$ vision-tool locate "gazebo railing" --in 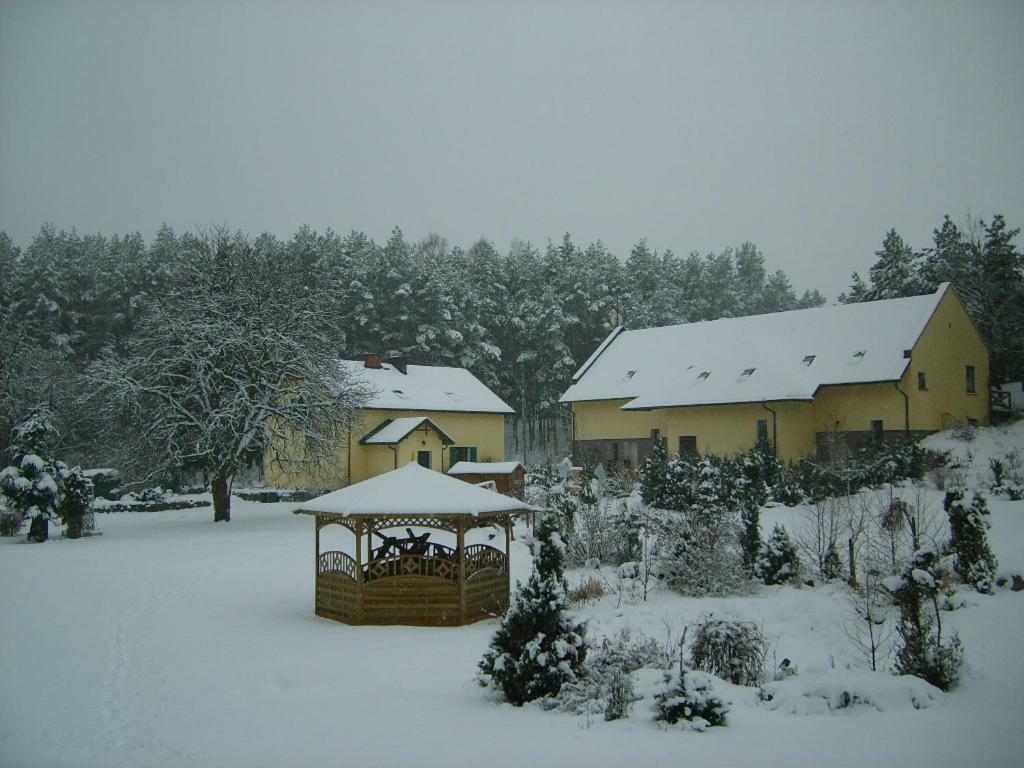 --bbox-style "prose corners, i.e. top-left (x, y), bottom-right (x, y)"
top-left (465, 544), bottom-right (507, 579)
top-left (320, 543), bottom-right (507, 584)
top-left (318, 550), bottom-right (358, 581)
